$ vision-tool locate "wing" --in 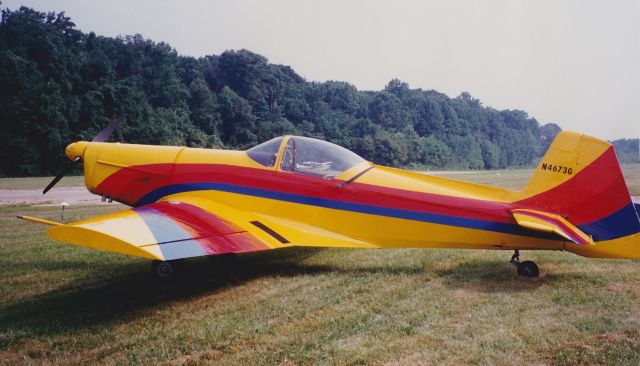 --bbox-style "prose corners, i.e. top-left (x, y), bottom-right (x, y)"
top-left (46, 193), bottom-right (375, 261)
top-left (511, 208), bottom-right (593, 245)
